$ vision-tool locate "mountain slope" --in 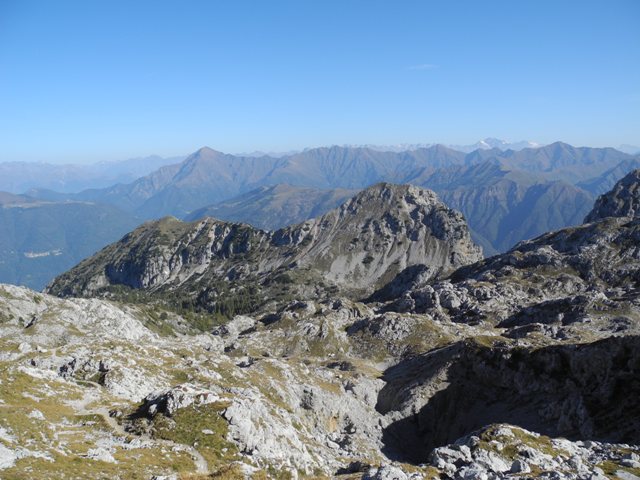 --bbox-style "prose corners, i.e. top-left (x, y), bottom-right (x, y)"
top-left (0, 191), bottom-right (36, 205)
top-left (418, 162), bottom-right (594, 253)
top-left (46, 183), bottom-right (482, 312)
top-left (578, 158), bottom-right (640, 195)
top-left (0, 199), bottom-right (140, 290)
top-left (74, 162), bottom-right (184, 212)
top-left (493, 141), bottom-right (632, 183)
top-left (184, 184), bottom-right (358, 229)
